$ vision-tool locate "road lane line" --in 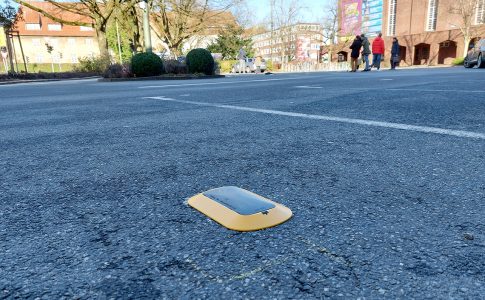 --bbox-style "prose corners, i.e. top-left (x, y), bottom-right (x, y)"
top-left (387, 88), bottom-right (485, 93)
top-left (295, 86), bottom-right (323, 89)
top-left (144, 96), bottom-right (485, 140)
top-left (138, 76), bottom-right (315, 89)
